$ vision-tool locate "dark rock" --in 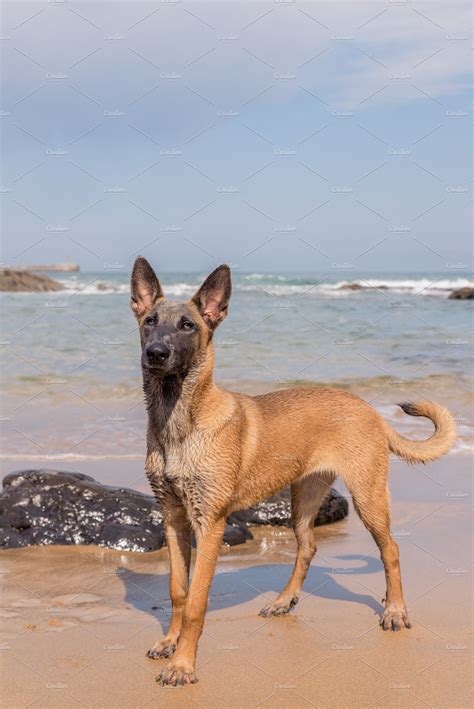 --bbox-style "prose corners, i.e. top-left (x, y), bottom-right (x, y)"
top-left (448, 287), bottom-right (474, 300)
top-left (0, 270), bottom-right (64, 292)
top-left (223, 523), bottom-right (253, 546)
top-left (338, 282), bottom-right (364, 291)
top-left (0, 470), bottom-right (164, 552)
top-left (338, 282), bottom-right (388, 291)
top-left (0, 470), bottom-right (348, 552)
top-left (229, 487), bottom-right (348, 527)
